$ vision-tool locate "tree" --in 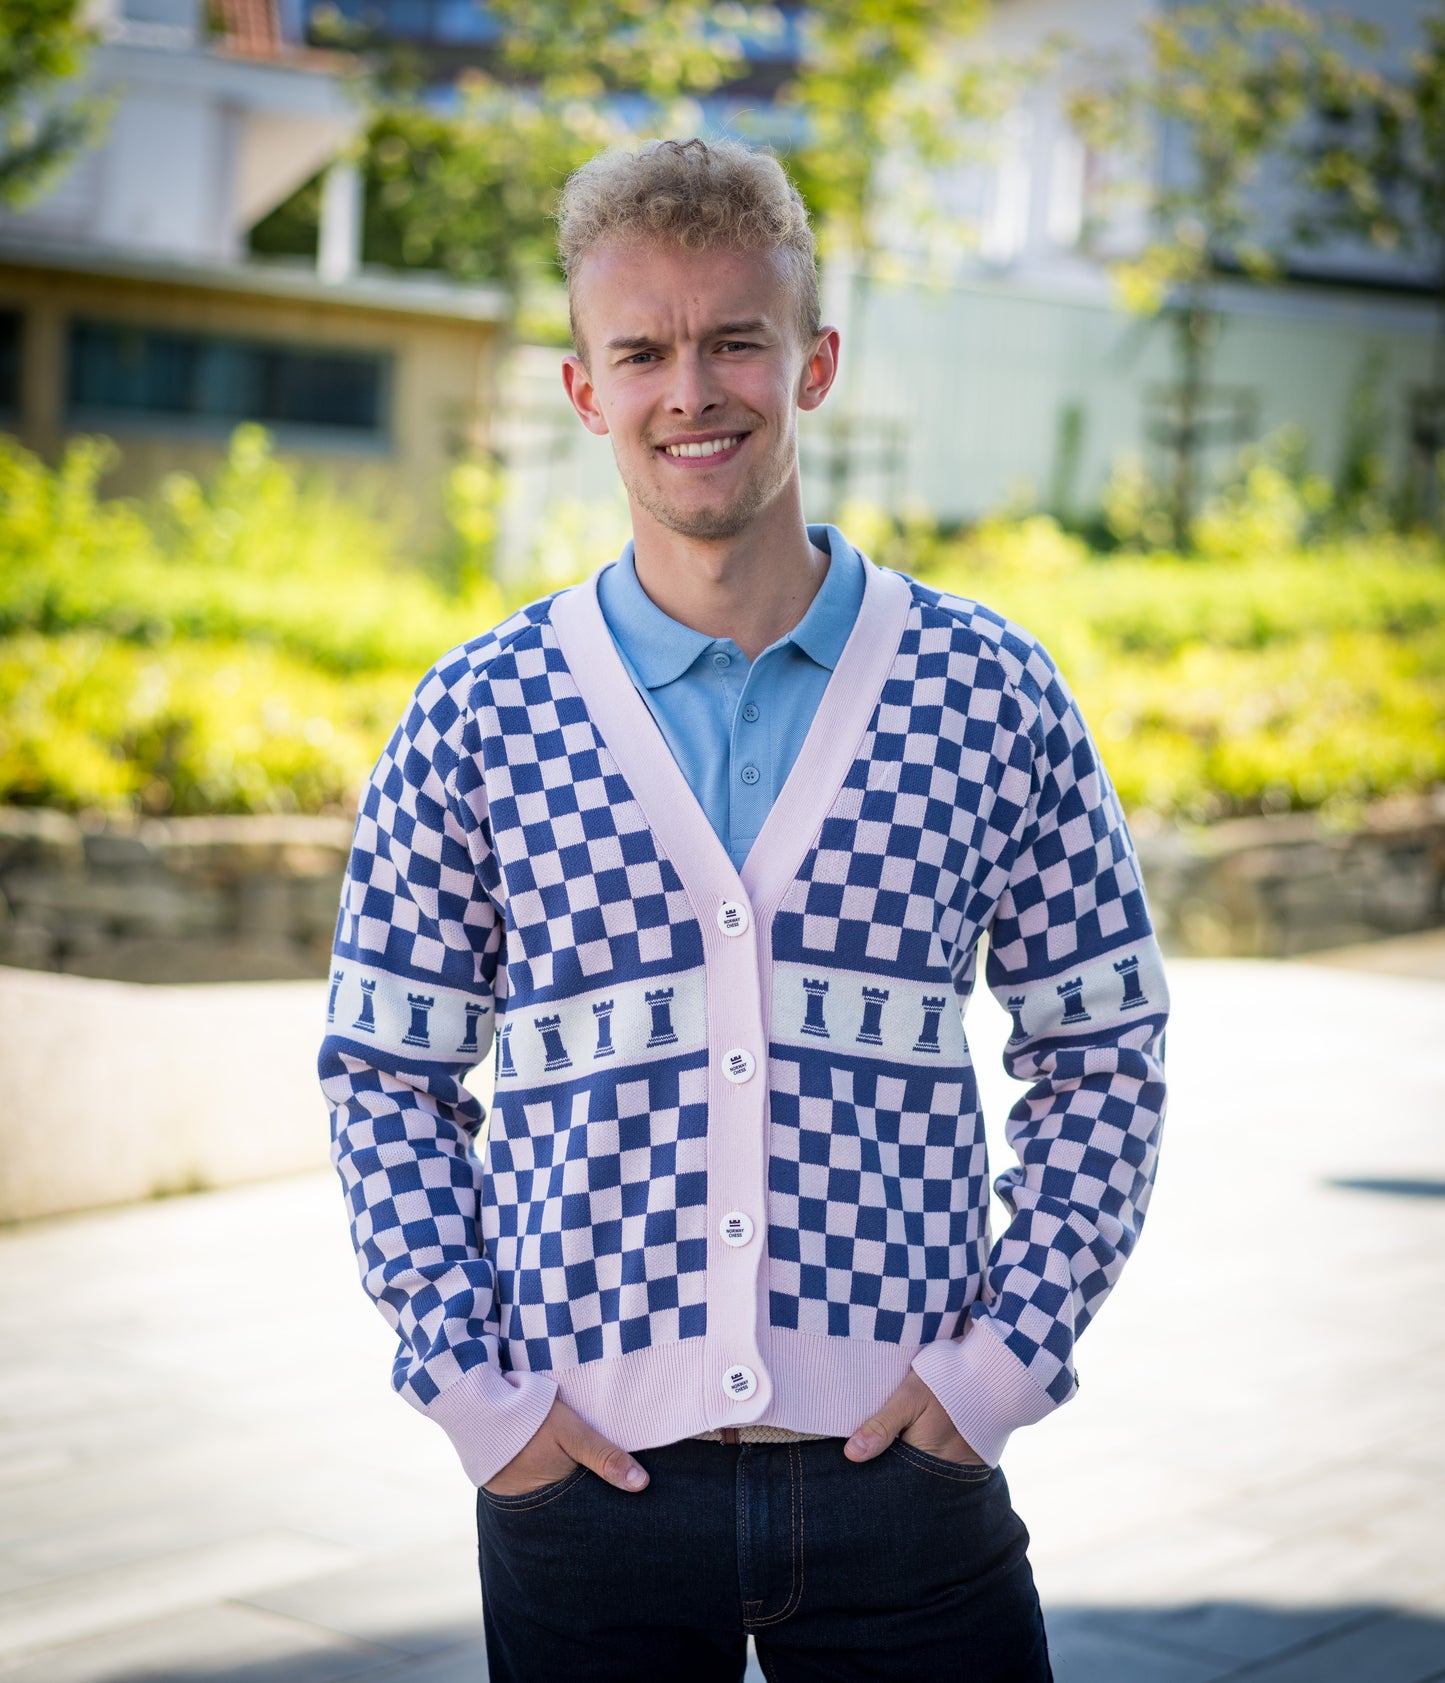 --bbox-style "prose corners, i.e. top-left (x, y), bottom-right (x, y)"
top-left (0, 0), bottom-right (101, 207)
top-left (251, 2), bottom-right (1016, 501)
top-left (1300, 7), bottom-right (1445, 527)
top-left (258, 4), bottom-right (1006, 319)
top-left (1067, 1), bottom-right (1343, 548)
